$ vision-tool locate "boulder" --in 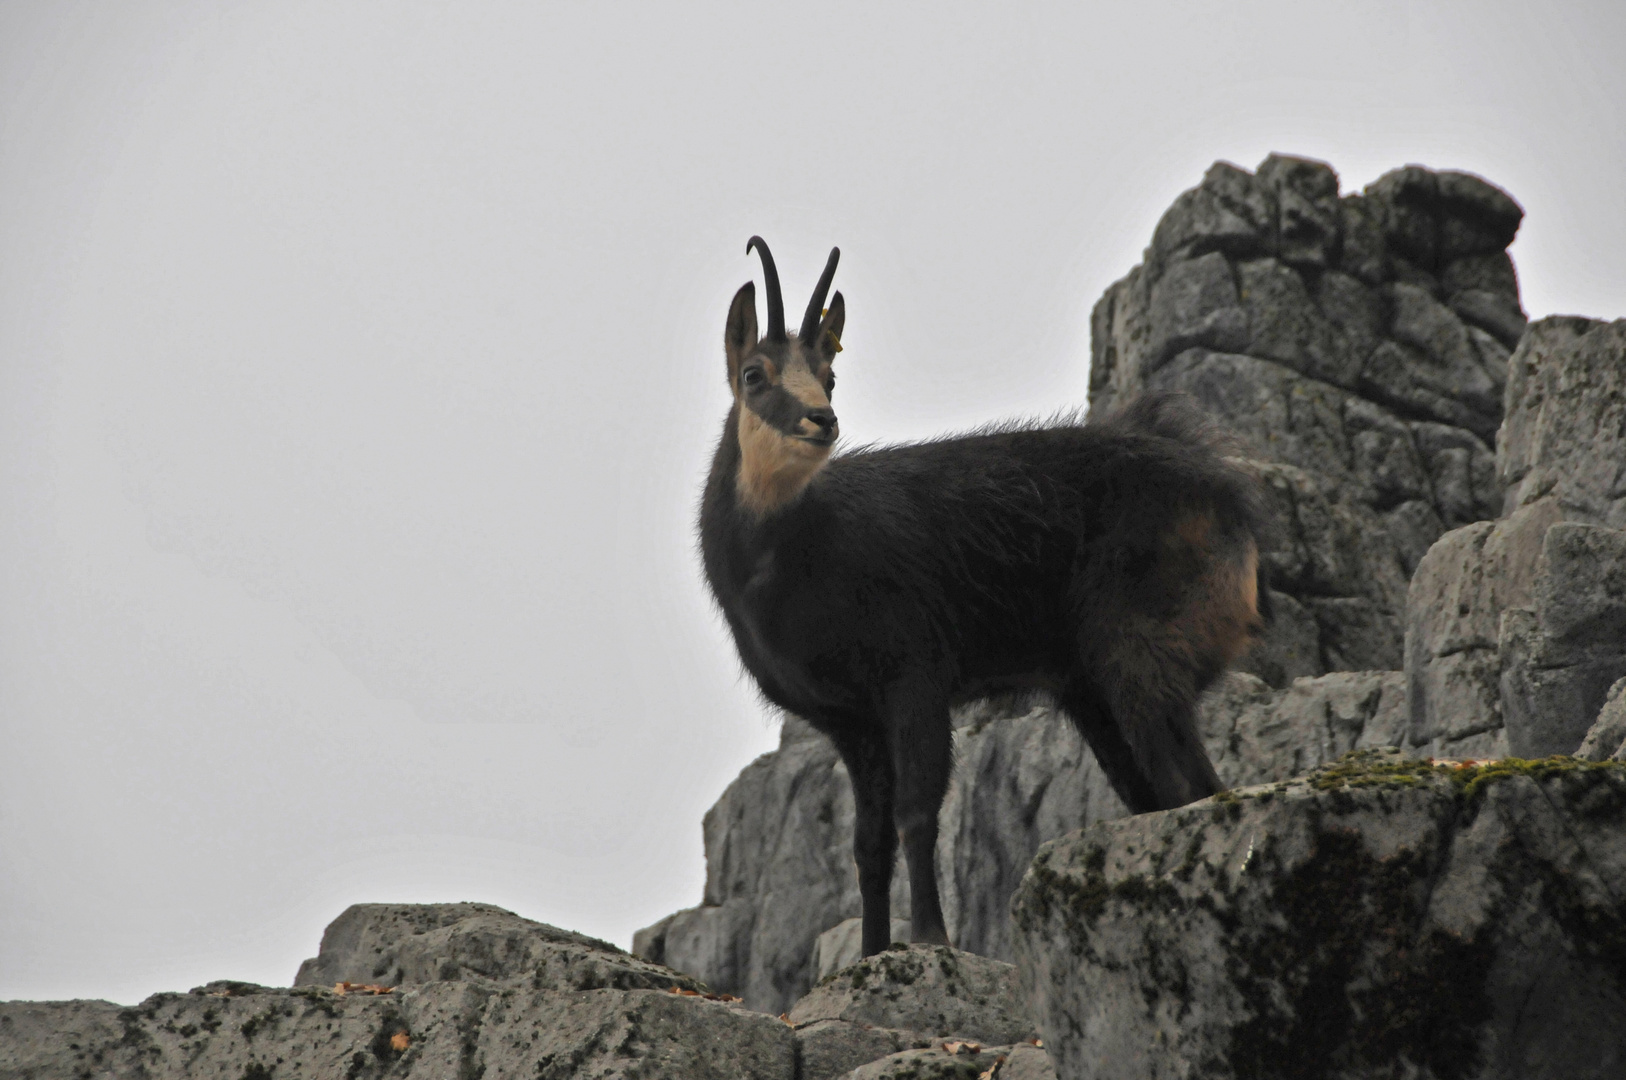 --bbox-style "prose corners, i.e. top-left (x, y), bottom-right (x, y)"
top-left (632, 715), bottom-right (910, 1014)
top-left (1012, 750), bottom-right (1626, 1080)
top-left (1500, 523), bottom-right (1626, 757)
top-left (1406, 315), bottom-right (1626, 758)
top-left (813, 918), bottom-right (913, 983)
top-left (789, 945), bottom-right (1054, 1079)
top-left (1094, 156), bottom-right (1519, 687)
top-left (1575, 678), bottom-right (1626, 761)
top-left (5, 905), bottom-right (1059, 1080)
top-left (0, 977), bottom-right (797, 1080)
top-left (789, 945), bottom-right (1037, 1047)
top-left (296, 901), bottom-right (702, 993)
top-left (1499, 317), bottom-right (1626, 528)
top-left (839, 1042), bottom-right (1026, 1079)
